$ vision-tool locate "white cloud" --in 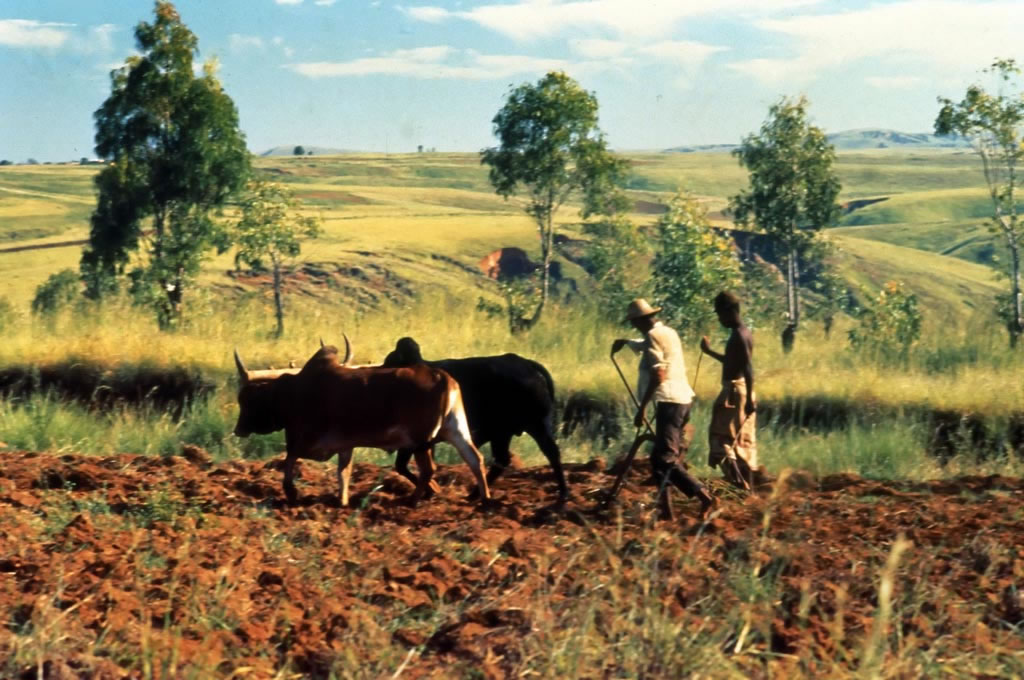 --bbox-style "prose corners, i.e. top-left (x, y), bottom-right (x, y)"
top-left (727, 57), bottom-right (815, 87)
top-left (865, 76), bottom-right (924, 90)
top-left (288, 45), bottom-right (569, 80)
top-left (569, 38), bottom-right (628, 60)
top-left (229, 34), bottom-right (265, 51)
top-left (406, 6), bottom-right (451, 22)
top-left (636, 40), bottom-right (727, 65)
top-left (731, 1), bottom-right (1024, 86)
top-left (0, 19), bottom-right (73, 48)
top-left (89, 24), bottom-right (116, 51)
top-left (403, 0), bottom-right (821, 41)
top-left (315, 0), bottom-right (337, 5)
top-left (275, 0), bottom-right (303, 4)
